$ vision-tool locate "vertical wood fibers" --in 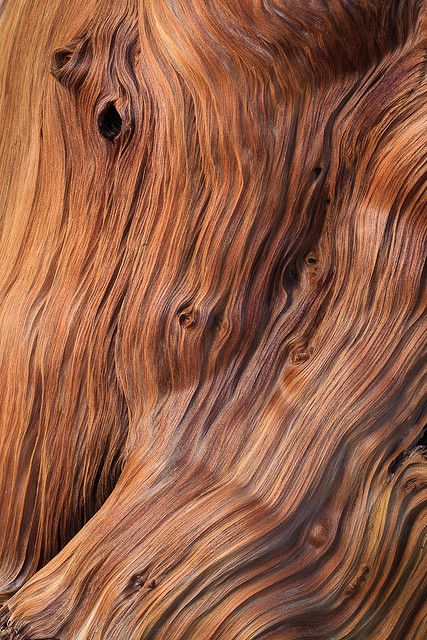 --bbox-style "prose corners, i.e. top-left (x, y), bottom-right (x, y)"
top-left (0, 1), bottom-right (426, 638)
